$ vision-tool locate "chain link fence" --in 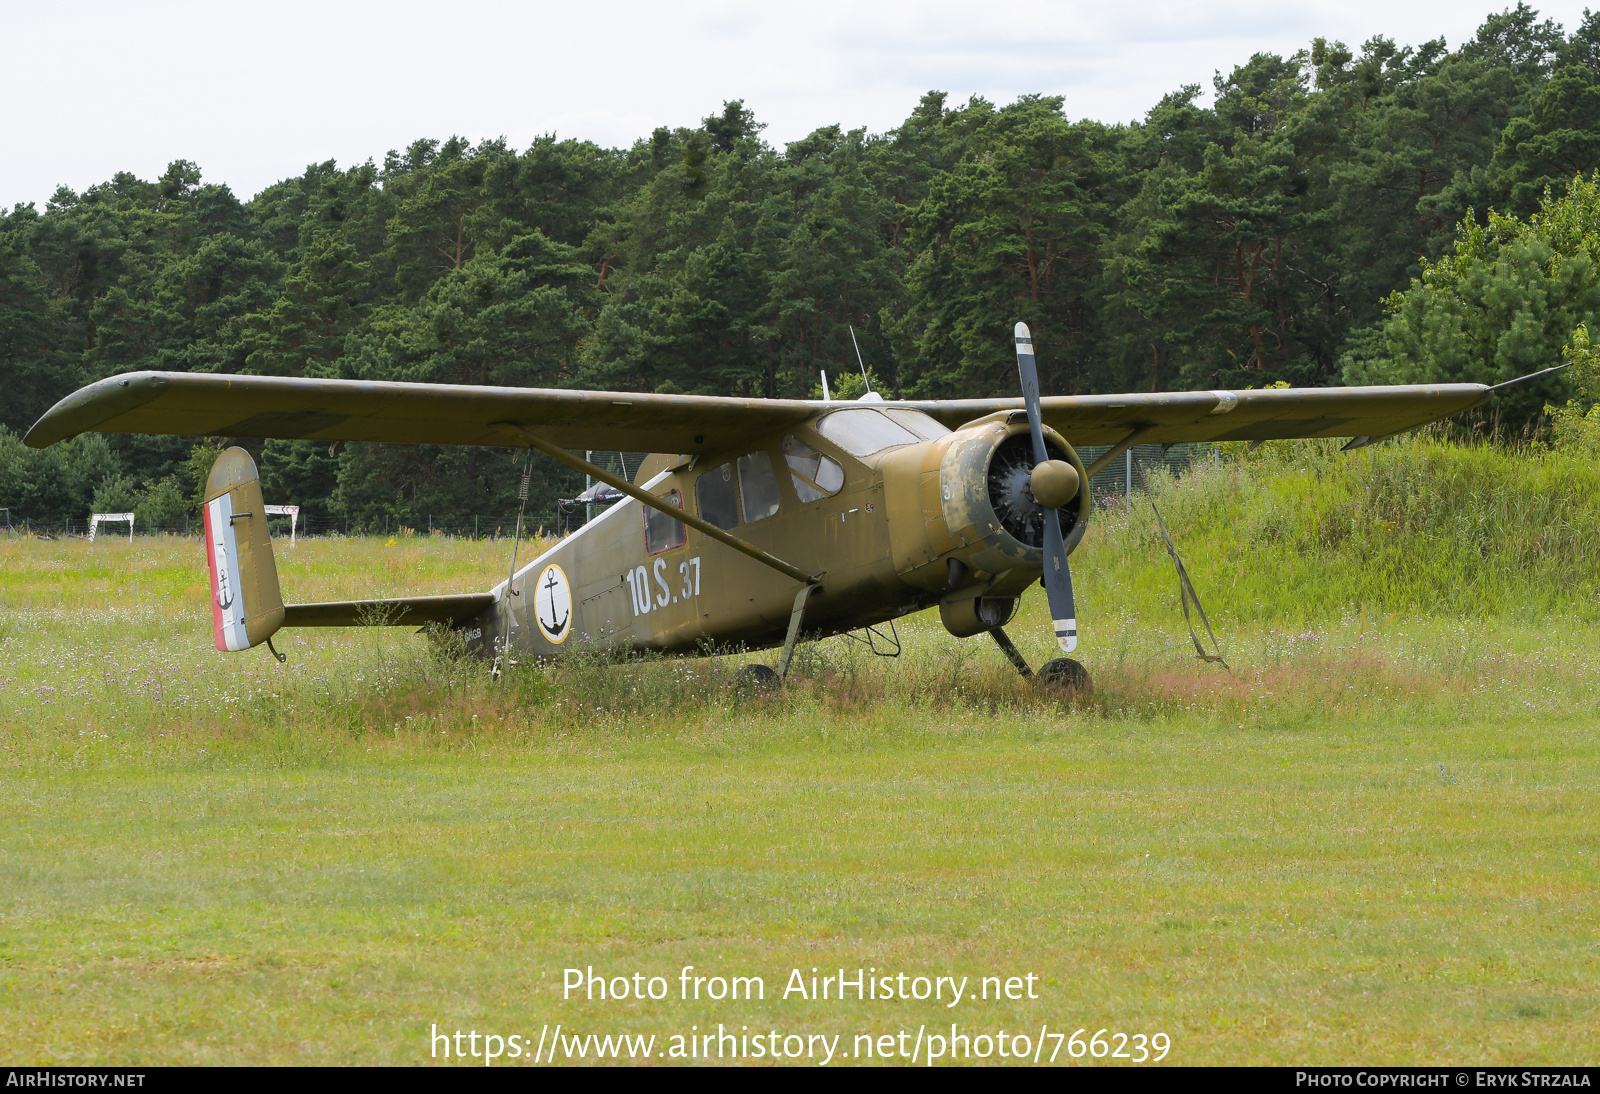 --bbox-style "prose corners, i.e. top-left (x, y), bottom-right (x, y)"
top-left (1078, 442), bottom-right (1224, 507)
top-left (0, 513), bottom-right (566, 541)
top-left (0, 451), bottom-right (652, 541)
top-left (0, 445), bottom-right (1225, 540)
